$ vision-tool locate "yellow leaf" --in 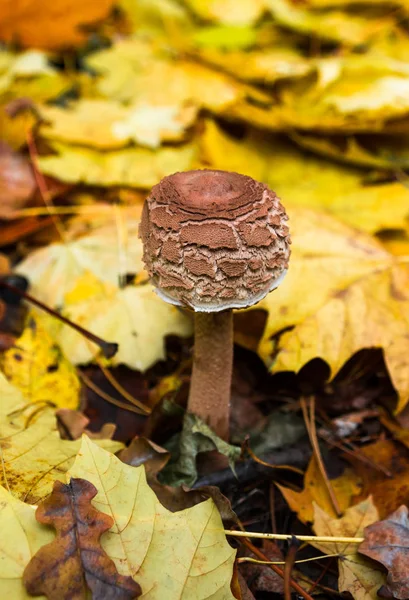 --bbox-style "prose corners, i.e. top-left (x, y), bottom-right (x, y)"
top-left (202, 121), bottom-right (409, 234)
top-left (16, 214), bottom-right (143, 308)
top-left (313, 499), bottom-right (386, 600)
top-left (37, 140), bottom-right (198, 187)
top-left (39, 99), bottom-right (197, 149)
top-left (0, 313), bottom-right (80, 410)
top-left (85, 38), bottom-right (255, 111)
top-left (16, 218), bottom-right (192, 371)
top-left (184, 0), bottom-right (265, 26)
top-left (57, 280), bottom-right (192, 371)
top-left (0, 0), bottom-right (115, 50)
top-left (265, 0), bottom-right (394, 46)
top-left (0, 485), bottom-right (54, 599)
top-left (0, 371), bottom-right (122, 503)
top-left (278, 456), bottom-right (361, 523)
top-left (68, 436), bottom-right (237, 599)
